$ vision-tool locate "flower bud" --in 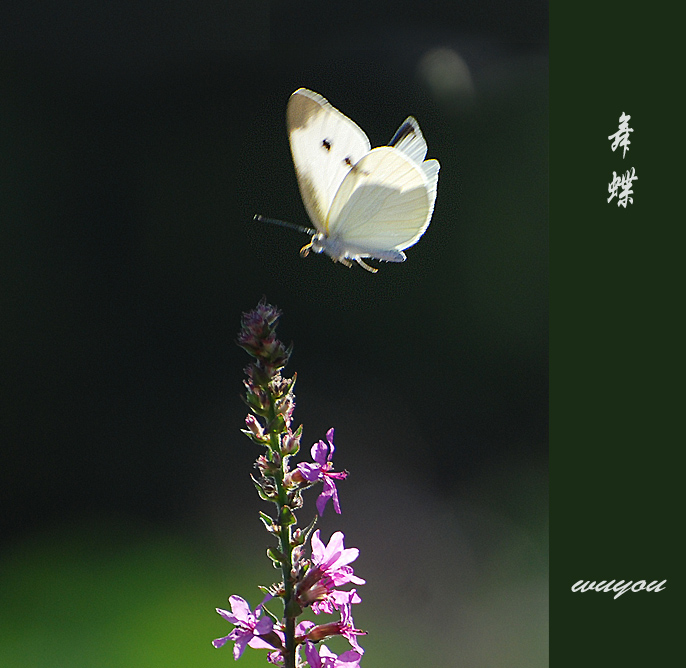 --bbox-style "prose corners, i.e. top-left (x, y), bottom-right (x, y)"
top-left (251, 474), bottom-right (278, 501)
top-left (284, 469), bottom-right (306, 487)
top-left (245, 414), bottom-right (264, 439)
top-left (306, 622), bottom-right (344, 642)
top-left (281, 427), bottom-right (301, 455)
top-left (256, 631), bottom-right (284, 652)
top-left (255, 455), bottom-right (280, 476)
top-left (275, 394), bottom-right (295, 423)
top-left (291, 545), bottom-right (303, 563)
